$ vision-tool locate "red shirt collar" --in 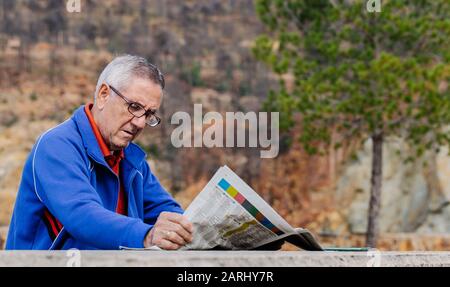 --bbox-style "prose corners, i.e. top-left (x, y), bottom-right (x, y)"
top-left (84, 104), bottom-right (124, 165)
